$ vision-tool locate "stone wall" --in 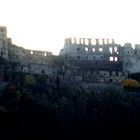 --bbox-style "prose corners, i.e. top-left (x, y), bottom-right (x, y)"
top-left (29, 63), bottom-right (57, 76)
top-left (1, 26), bottom-right (140, 79)
top-left (60, 37), bottom-right (140, 74)
top-left (123, 43), bottom-right (140, 73)
top-left (0, 26), bottom-right (10, 60)
top-left (60, 37), bottom-right (123, 62)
